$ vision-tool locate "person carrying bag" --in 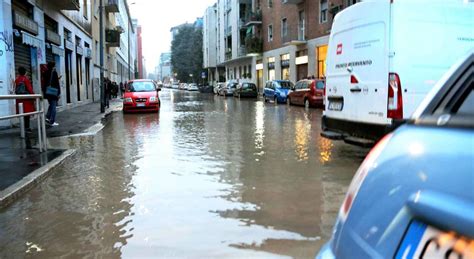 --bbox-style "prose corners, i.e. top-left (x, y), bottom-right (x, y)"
top-left (44, 62), bottom-right (61, 127)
